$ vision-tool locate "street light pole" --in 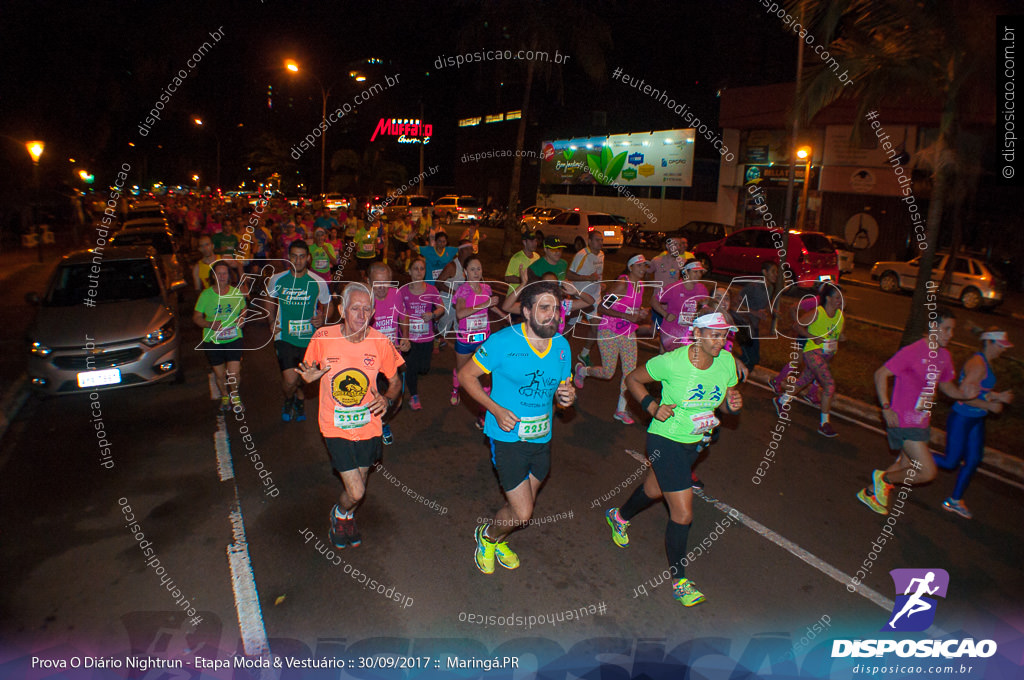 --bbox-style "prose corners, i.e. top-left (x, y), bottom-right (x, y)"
top-left (26, 141), bottom-right (45, 262)
top-left (320, 86), bottom-right (328, 196)
top-left (286, 60), bottom-right (346, 197)
top-left (782, 0), bottom-right (807, 283)
top-left (796, 147), bottom-right (812, 232)
top-left (193, 119), bottom-right (221, 191)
